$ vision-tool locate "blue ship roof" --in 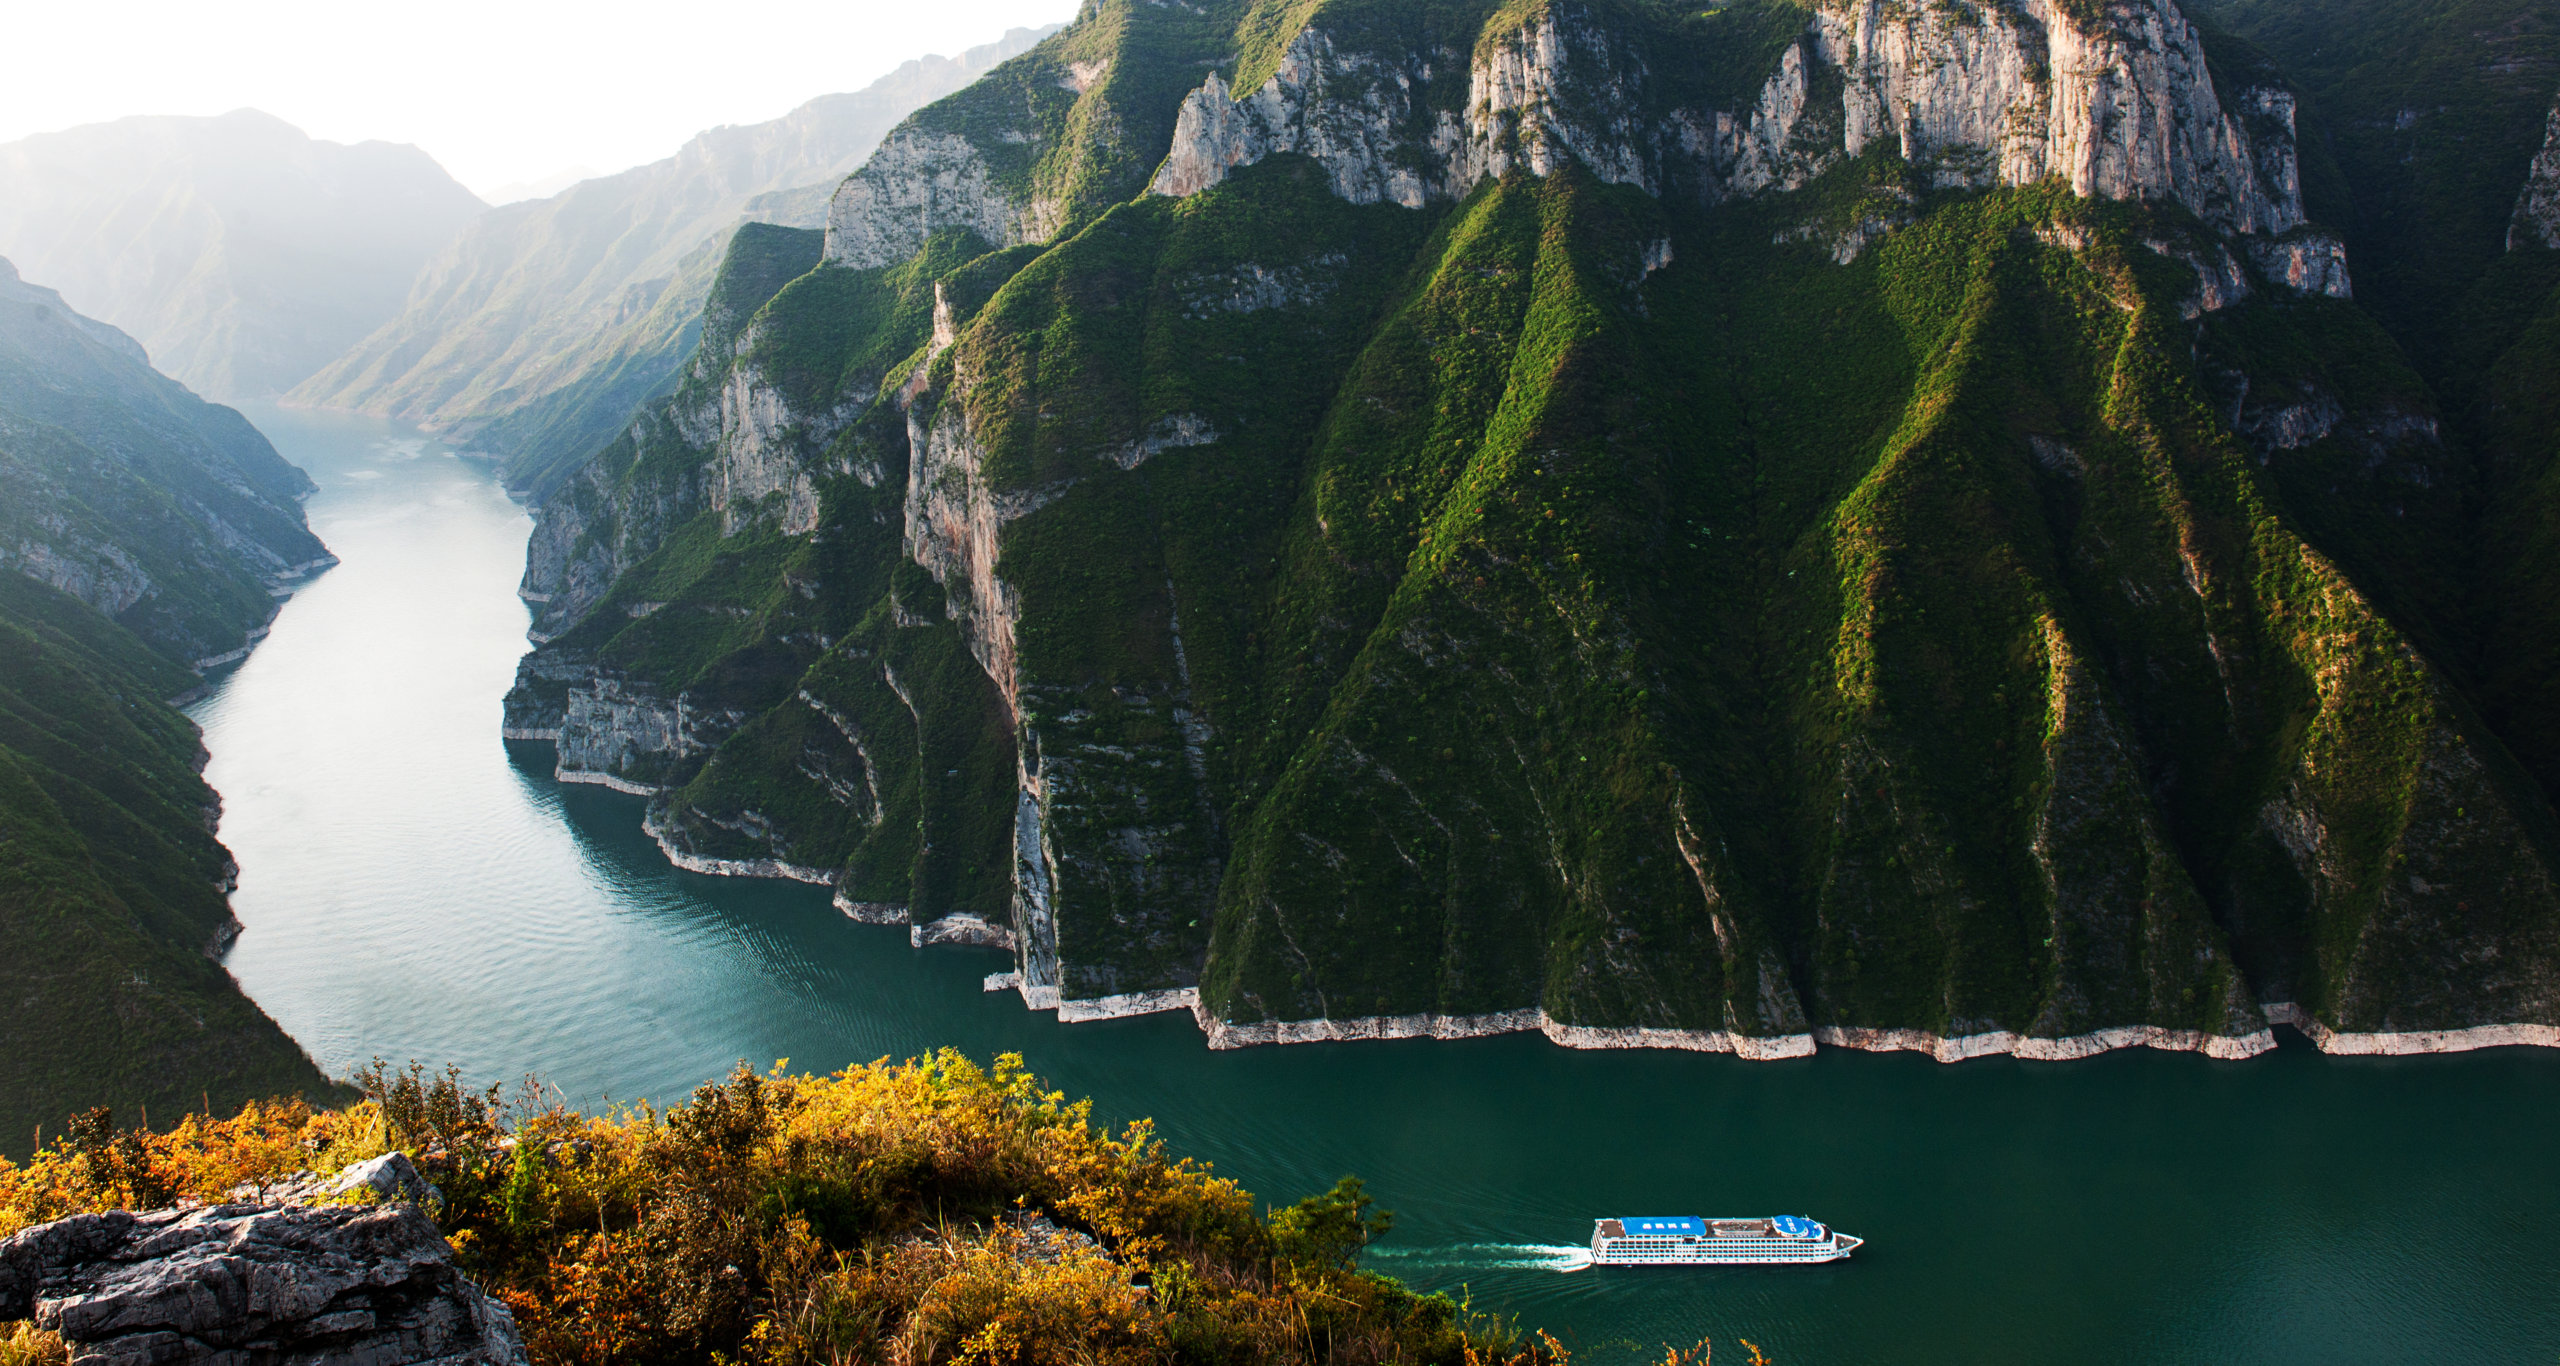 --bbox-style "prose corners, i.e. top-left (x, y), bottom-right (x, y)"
top-left (1619, 1217), bottom-right (1706, 1235)
top-left (1771, 1215), bottom-right (1824, 1239)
